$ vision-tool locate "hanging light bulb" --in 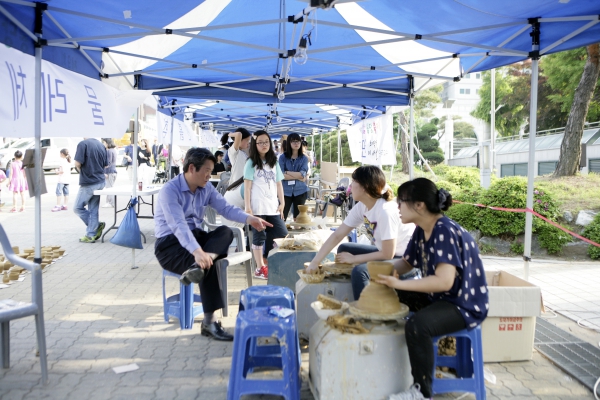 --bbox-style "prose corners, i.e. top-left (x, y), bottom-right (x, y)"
top-left (276, 111), bottom-right (282, 123)
top-left (278, 87), bottom-right (286, 101)
top-left (294, 36), bottom-right (308, 66)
